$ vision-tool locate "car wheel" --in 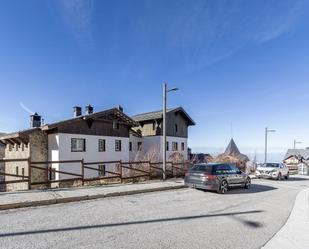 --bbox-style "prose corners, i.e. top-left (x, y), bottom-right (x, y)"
top-left (218, 180), bottom-right (228, 194)
top-left (277, 172), bottom-right (282, 181)
top-left (244, 177), bottom-right (251, 189)
top-left (285, 172), bottom-right (289, 180)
